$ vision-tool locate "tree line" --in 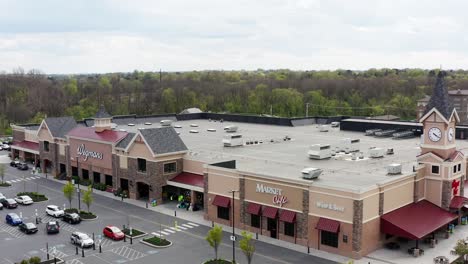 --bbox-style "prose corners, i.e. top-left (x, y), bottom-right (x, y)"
top-left (1, 68), bottom-right (467, 134)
